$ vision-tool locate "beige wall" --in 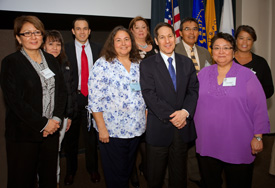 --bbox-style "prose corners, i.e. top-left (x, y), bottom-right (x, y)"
top-left (236, 0), bottom-right (275, 133)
